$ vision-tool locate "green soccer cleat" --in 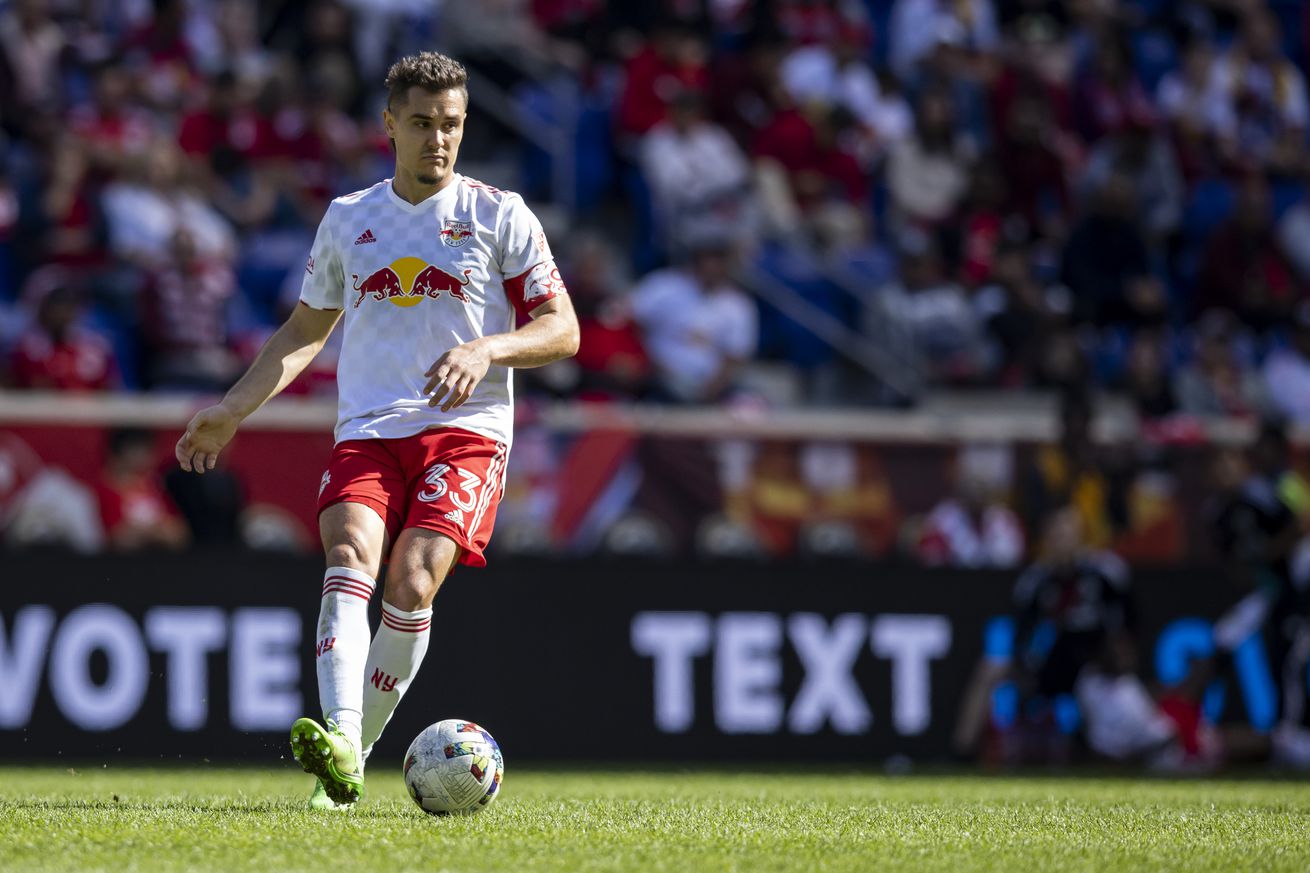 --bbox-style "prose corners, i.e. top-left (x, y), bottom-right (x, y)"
top-left (290, 717), bottom-right (364, 806)
top-left (307, 778), bottom-right (350, 811)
